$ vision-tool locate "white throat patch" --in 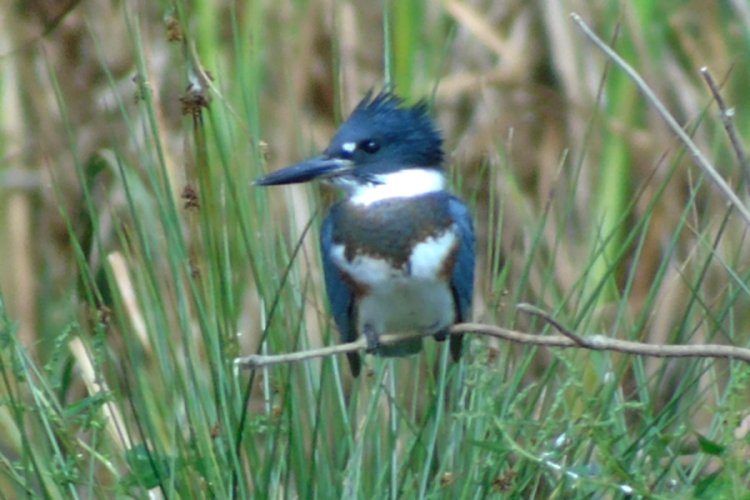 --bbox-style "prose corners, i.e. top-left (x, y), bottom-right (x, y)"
top-left (348, 168), bottom-right (445, 206)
